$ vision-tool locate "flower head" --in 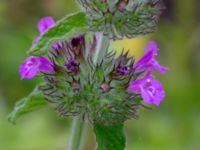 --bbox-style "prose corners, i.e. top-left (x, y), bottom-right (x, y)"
top-left (128, 72), bottom-right (165, 106)
top-left (77, 0), bottom-right (164, 39)
top-left (19, 56), bottom-right (53, 79)
top-left (133, 40), bottom-right (167, 74)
